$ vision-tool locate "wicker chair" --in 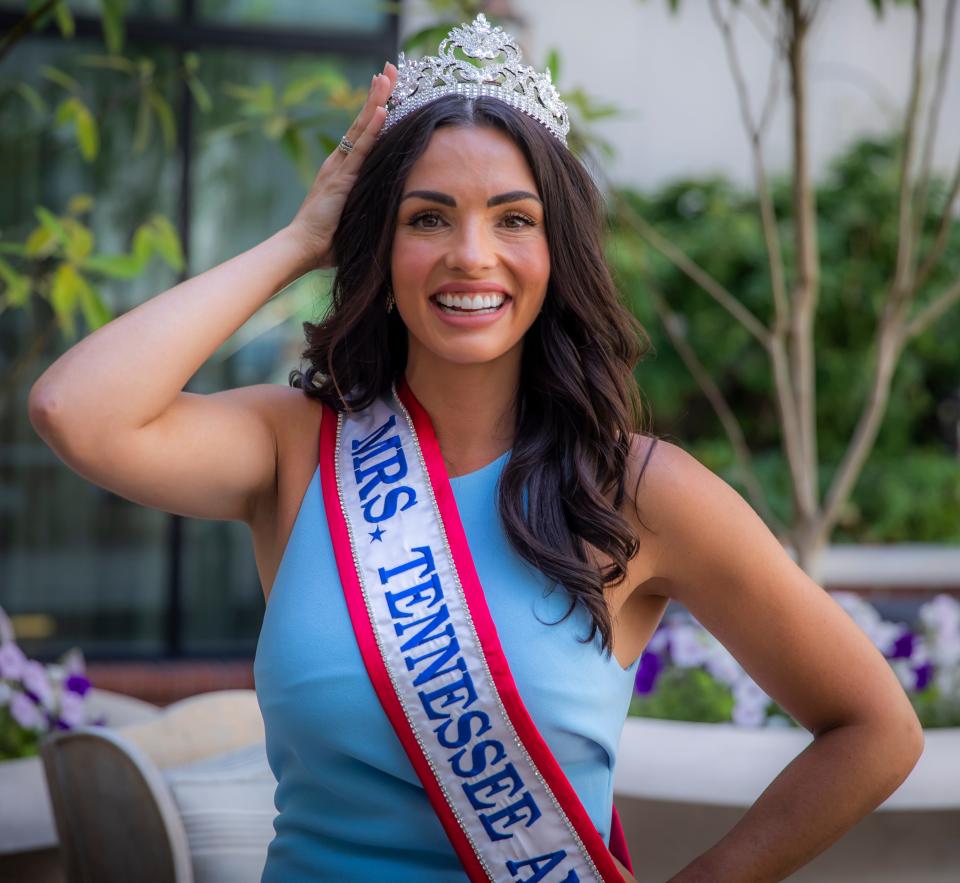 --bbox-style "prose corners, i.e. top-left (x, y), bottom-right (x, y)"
top-left (39, 689), bottom-right (273, 883)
